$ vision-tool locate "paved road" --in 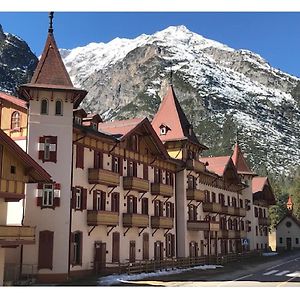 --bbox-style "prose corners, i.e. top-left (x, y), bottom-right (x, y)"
top-left (119, 252), bottom-right (300, 287)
